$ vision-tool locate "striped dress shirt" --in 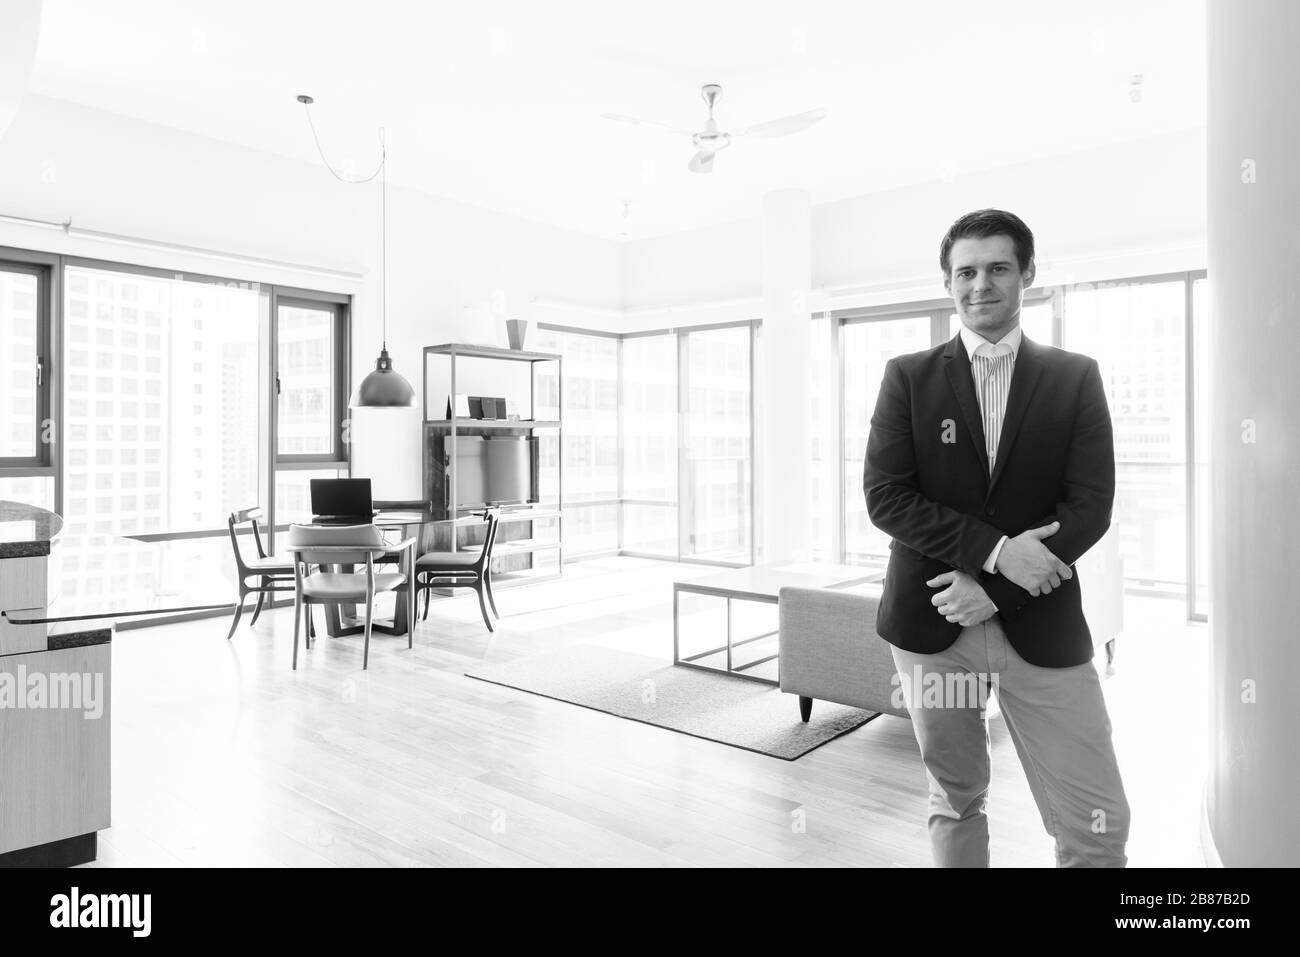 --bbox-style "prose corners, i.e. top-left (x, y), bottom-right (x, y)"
top-left (958, 322), bottom-right (1023, 575)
